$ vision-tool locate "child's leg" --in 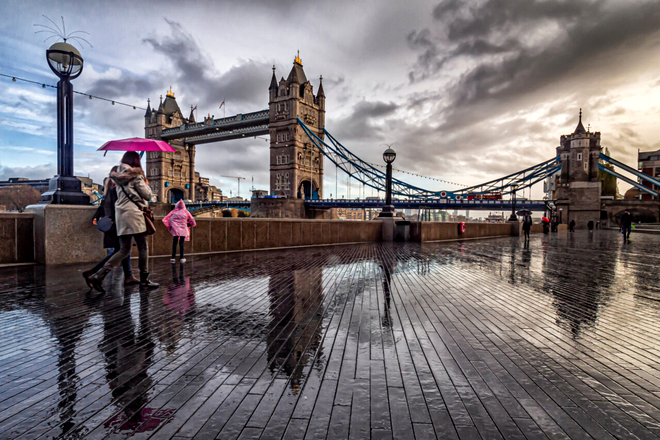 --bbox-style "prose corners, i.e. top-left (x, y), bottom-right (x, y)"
top-left (172, 236), bottom-right (178, 259)
top-left (180, 237), bottom-right (185, 259)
